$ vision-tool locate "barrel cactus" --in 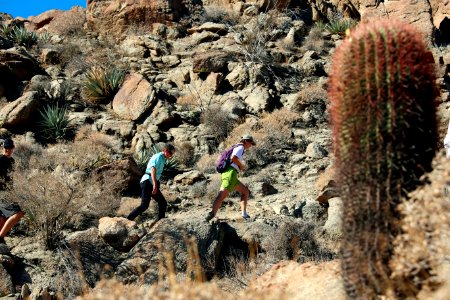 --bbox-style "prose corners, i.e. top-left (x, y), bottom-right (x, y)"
top-left (328, 19), bottom-right (439, 299)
